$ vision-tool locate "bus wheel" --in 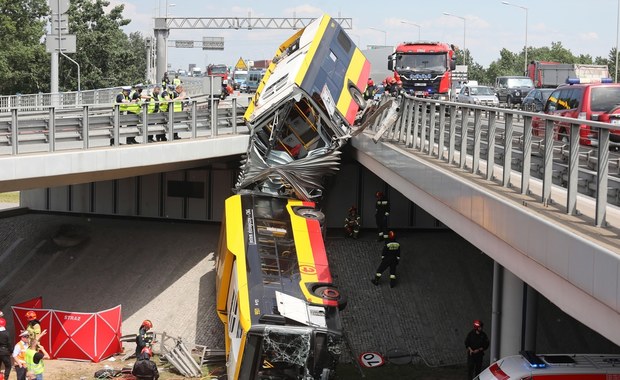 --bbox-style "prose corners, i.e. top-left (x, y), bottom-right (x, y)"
top-left (313, 286), bottom-right (348, 310)
top-left (349, 85), bottom-right (366, 110)
top-left (295, 208), bottom-right (325, 225)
